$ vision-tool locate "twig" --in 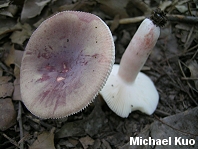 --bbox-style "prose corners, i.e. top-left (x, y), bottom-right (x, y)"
top-left (119, 16), bottom-right (146, 24)
top-left (26, 115), bottom-right (53, 129)
top-left (191, 49), bottom-right (198, 60)
top-left (185, 43), bottom-right (198, 53)
top-left (2, 133), bottom-right (20, 148)
top-left (184, 25), bottom-right (194, 50)
top-left (0, 61), bottom-right (14, 76)
top-left (159, 44), bottom-right (198, 65)
top-left (166, 14), bottom-right (198, 24)
top-left (181, 77), bottom-right (198, 80)
top-left (106, 14), bottom-right (198, 25)
top-left (154, 109), bottom-right (171, 117)
top-left (153, 59), bottom-right (198, 106)
top-left (0, 61), bottom-right (9, 72)
top-left (153, 61), bottom-right (181, 90)
top-left (17, 101), bottom-right (24, 149)
top-left (130, 0), bottom-right (152, 15)
top-left (18, 134), bottom-right (32, 146)
top-left (106, 16), bottom-right (145, 25)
